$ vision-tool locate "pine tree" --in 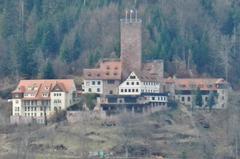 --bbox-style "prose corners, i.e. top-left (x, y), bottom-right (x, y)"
top-left (207, 91), bottom-right (216, 111)
top-left (195, 87), bottom-right (203, 107)
top-left (42, 61), bottom-right (55, 79)
top-left (16, 40), bottom-right (38, 79)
